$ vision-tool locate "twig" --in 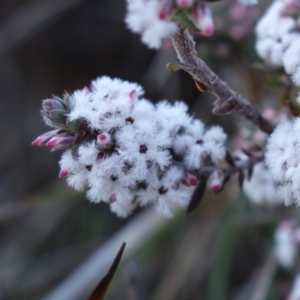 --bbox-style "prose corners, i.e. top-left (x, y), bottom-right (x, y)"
top-left (171, 26), bottom-right (275, 134)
